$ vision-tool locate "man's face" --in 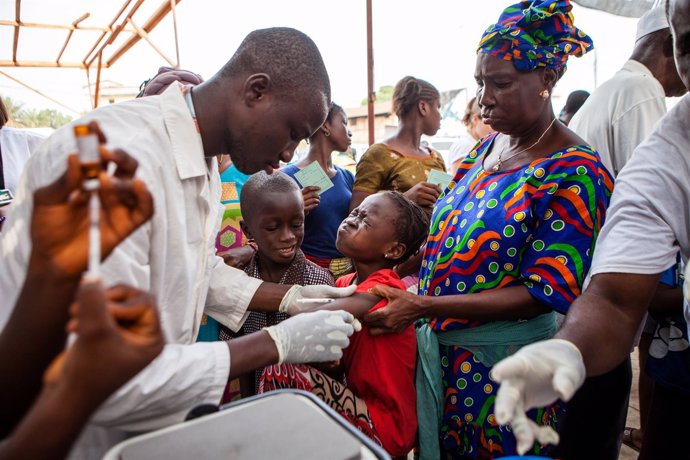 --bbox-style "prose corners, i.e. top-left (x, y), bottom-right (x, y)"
top-left (669, 0), bottom-right (690, 91)
top-left (229, 93), bottom-right (328, 174)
